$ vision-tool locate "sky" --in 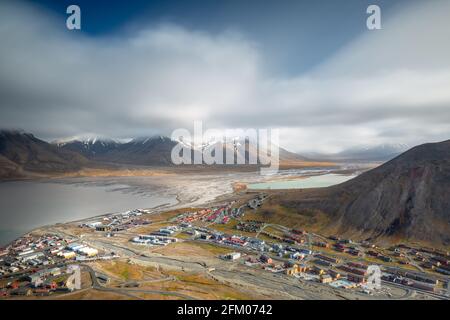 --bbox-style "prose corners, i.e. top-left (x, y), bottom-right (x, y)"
top-left (0, 0), bottom-right (449, 153)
